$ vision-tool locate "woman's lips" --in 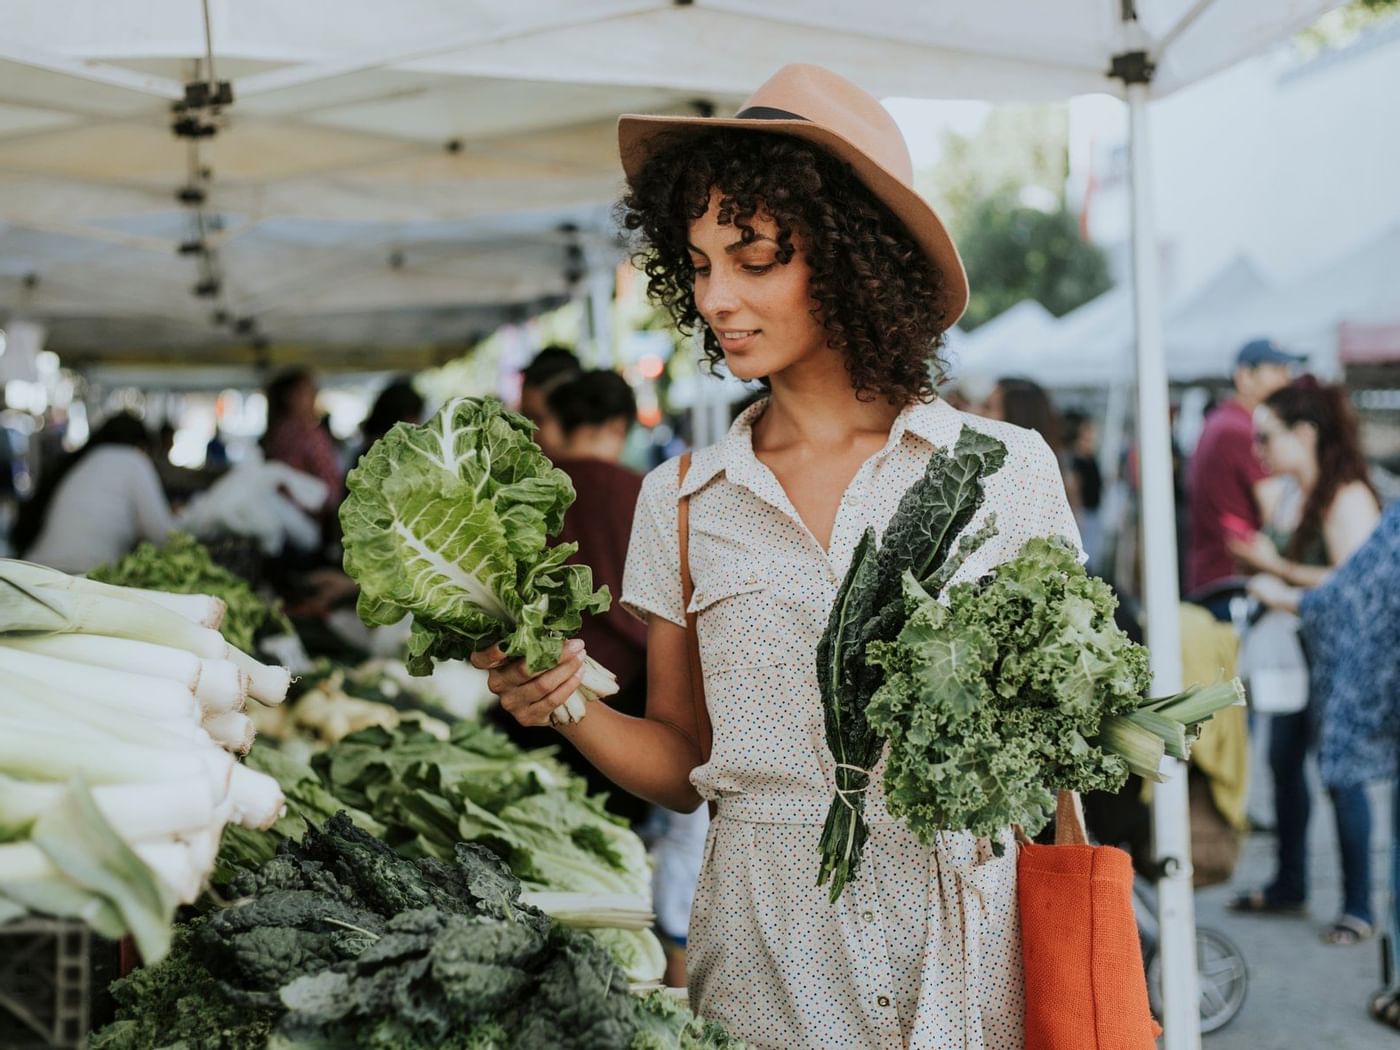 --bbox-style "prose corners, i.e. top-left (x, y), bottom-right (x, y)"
top-left (716, 328), bottom-right (760, 352)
